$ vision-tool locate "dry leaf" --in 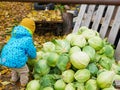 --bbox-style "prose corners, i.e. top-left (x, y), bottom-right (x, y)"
top-left (0, 81), bottom-right (11, 86)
